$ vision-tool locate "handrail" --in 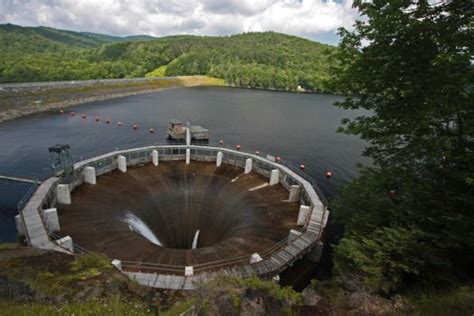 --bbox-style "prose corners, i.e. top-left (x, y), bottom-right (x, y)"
top-left (71, 140), bottom-right (328, 205)
top-left (110, 227), bottom-right (306, 274)
top-left (13, 141), bottom-right (327, 279)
